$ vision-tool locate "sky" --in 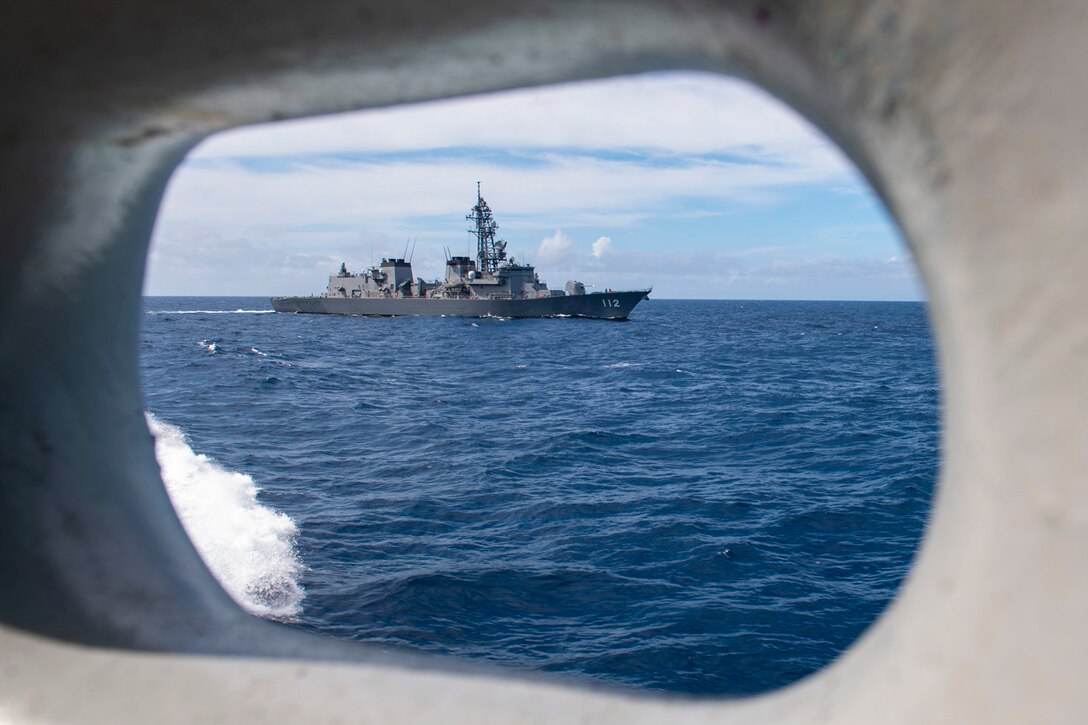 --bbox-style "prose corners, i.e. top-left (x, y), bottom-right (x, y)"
top-left (145, 72), bottom-right (922, 300)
